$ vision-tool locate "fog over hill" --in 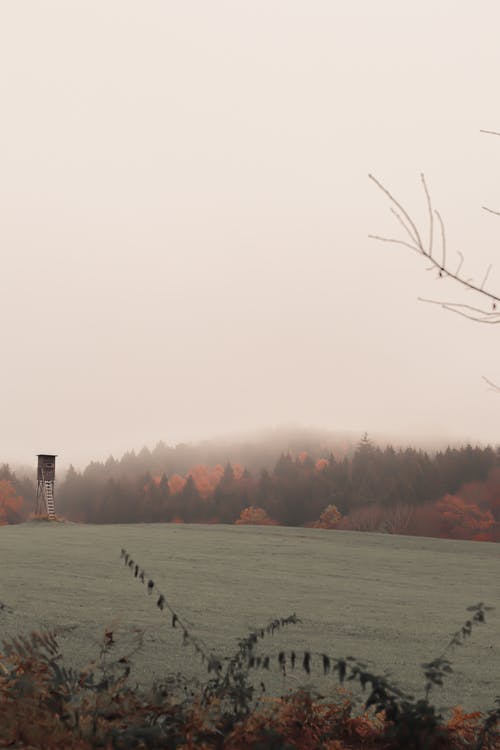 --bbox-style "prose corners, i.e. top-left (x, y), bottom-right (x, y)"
top-left (7, 425), bottom-right (488, 480)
